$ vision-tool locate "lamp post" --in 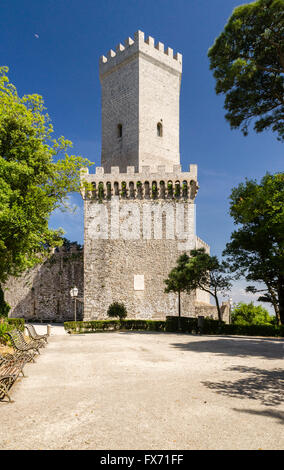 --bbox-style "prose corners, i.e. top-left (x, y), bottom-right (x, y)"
top-left (229, 297), bottom-right (233, 324)
top-left (70, 287), bottom-right (79, 322)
